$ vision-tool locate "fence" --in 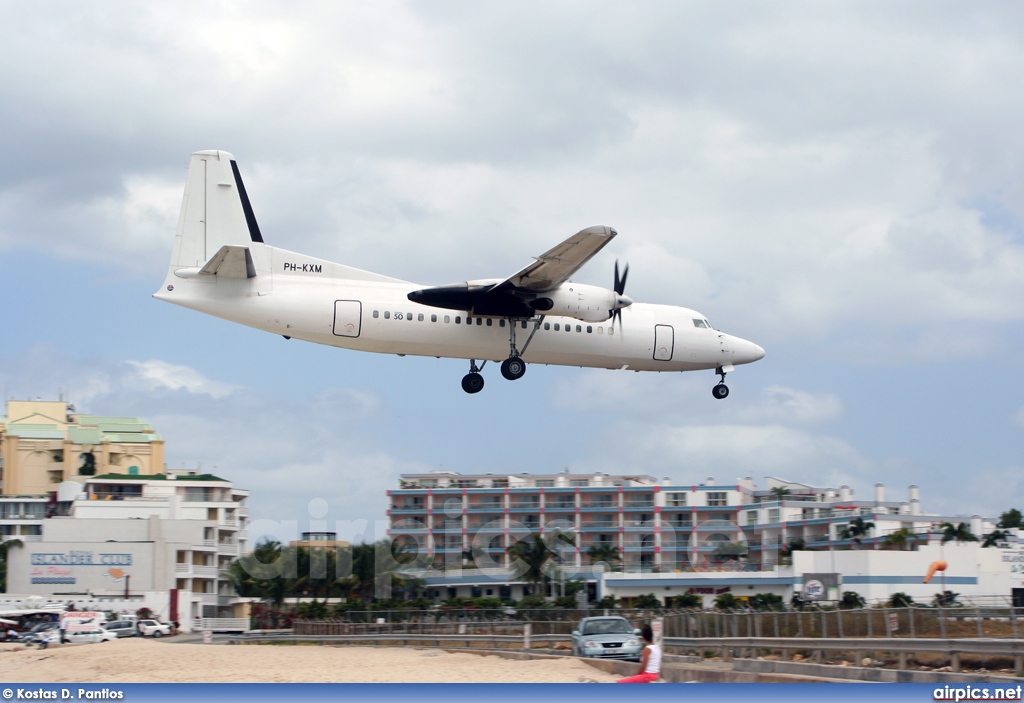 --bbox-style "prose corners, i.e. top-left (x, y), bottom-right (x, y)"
top-left (663, 606), bottom-right (1024, 641)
